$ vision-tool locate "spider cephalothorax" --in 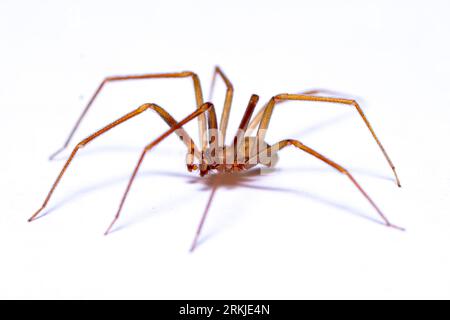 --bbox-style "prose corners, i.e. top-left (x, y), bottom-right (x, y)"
top-left (191, 136), bottom-right (279, 176)
top-left (29, 66), bottom-right (402, 251)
